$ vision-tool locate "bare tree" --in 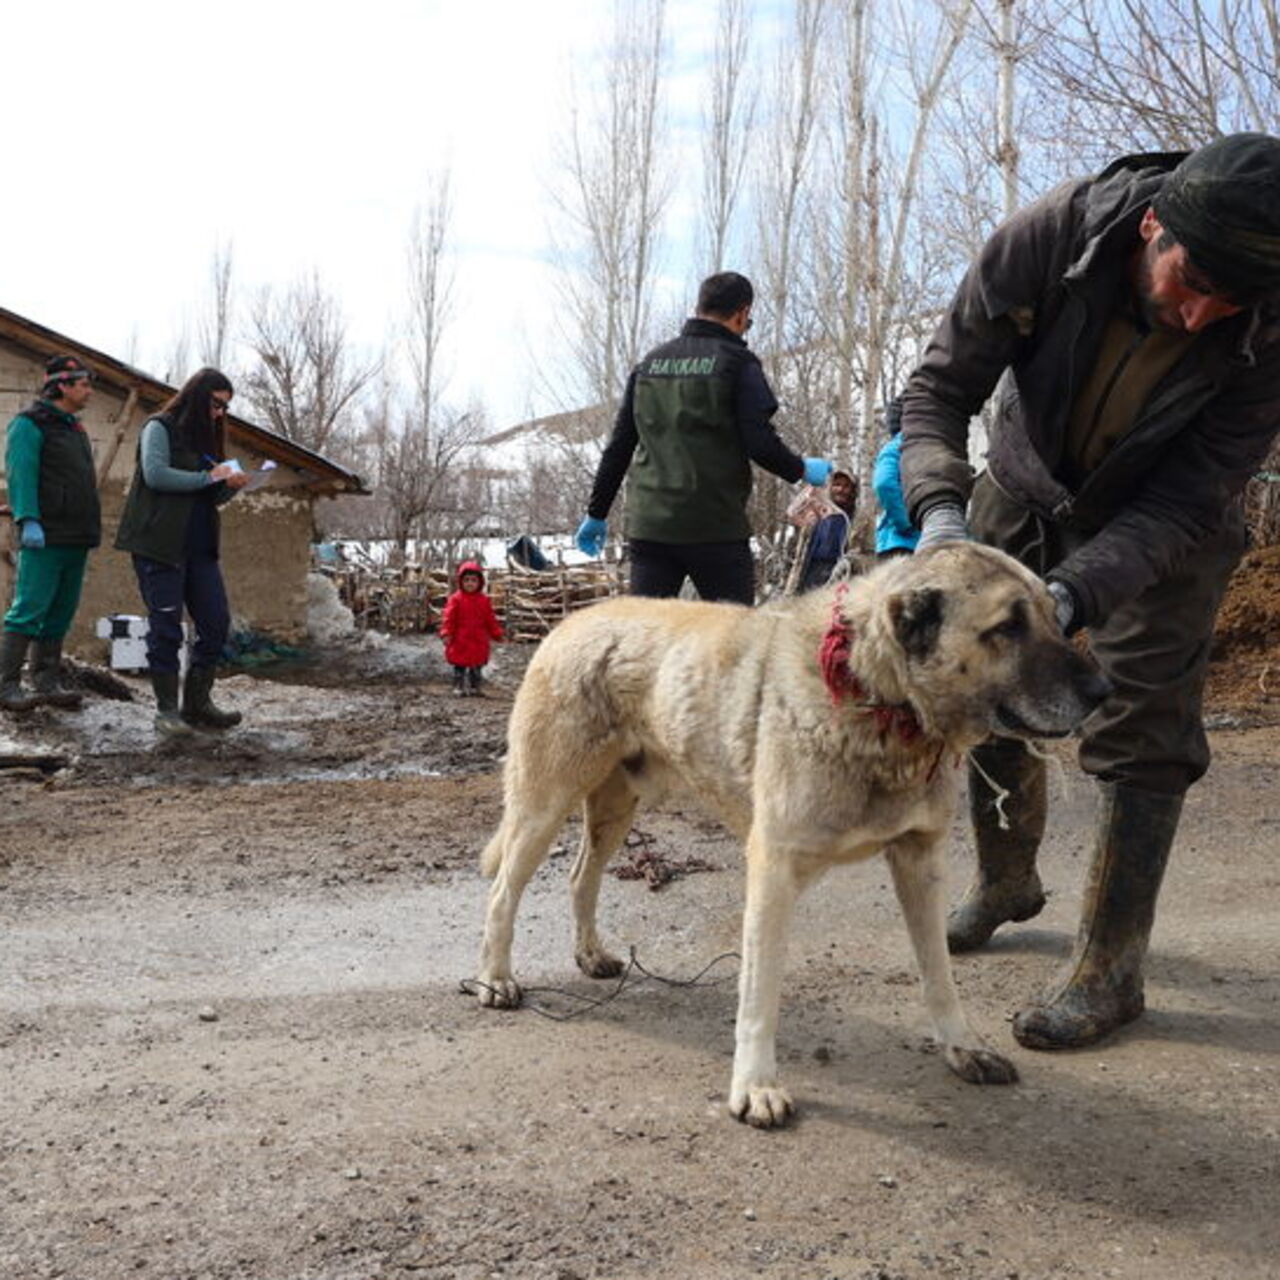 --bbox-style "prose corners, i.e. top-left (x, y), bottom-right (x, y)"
top-left (548, 0), bottom-right (672, 414)
top-left (993, 0), bottom-right (1021, 218)
top-left (856, 0), bottom-right (974, 478)
top-left (407, 173), bottom-right (454, 429)
top-left (753, 0), bottom-right (826, 377)
top-left (373, 399), bottom-right (487, 554)
top-left (240, 273), bottom-right (380, 461)
top-left (806, 0), bottom-right (873, 465)
top-left (1022, 0), bottom-right (1280, 160)
top-left (196, 242), bottom-right (235, 370)
top-left (162, 329), bottom-right (191, 387)
top-left (700, 0), bottom-right (756, 273)
top-left (741, 0), bottom-right (827, 571)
